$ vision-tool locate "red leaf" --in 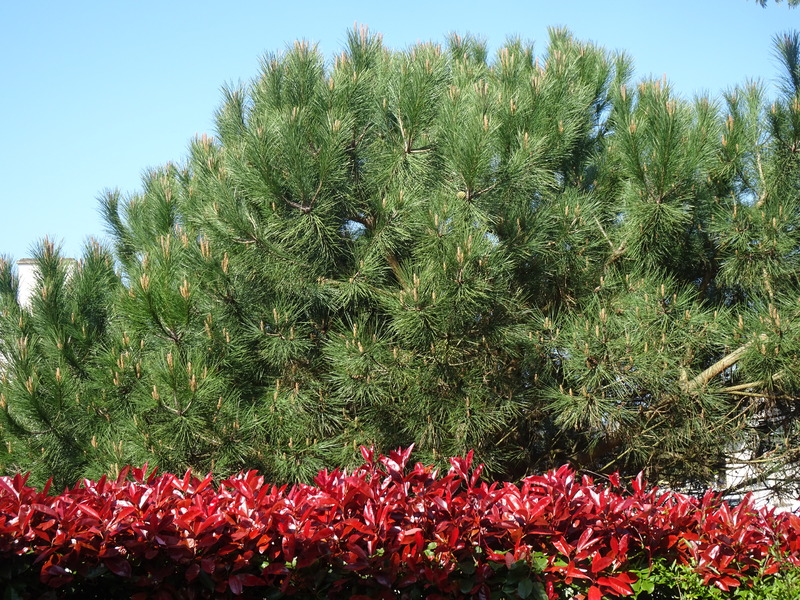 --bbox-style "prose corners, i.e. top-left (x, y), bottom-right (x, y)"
top-left (197, 513), bottom-right (227, 534)
top-left (360, 446), bottom-right (374, 464)
top-left (713, 575), bottom-right (740, 591)
top-left (590, 553), bottom-right (615, 573)
top-left (239, 574), bottom-right (266, 587)
top-left (194, 473), bottom-right (214, 494)
top-left (575, 527), bottom-right (598, 557)
top-left (0, 476), bottom-right (20, 500)
top-left (201, 557), bottom-right (216, 574)
top-left (564, 561), bottom-right (590, 582)
top-left (553, 538), bottom-right (573, 557)
top-left (597, 573), bottom-right (635, 596)
top-left (31, 504), bottom-right (57, 518)
top-left (76, 502), bottom-right (102, 520)
top-left (399, 527), bottom-right (423, 543)
top-left (763, 562), bottom-right (779, 575)
top-left (632, 472), bottom-right (645, 494)
top-left (262, 563), bottom-right (289, 575)
top-left (229, 575), bottom-right (243, 595)
top-left (104, 556), bottom-right (132, 578)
